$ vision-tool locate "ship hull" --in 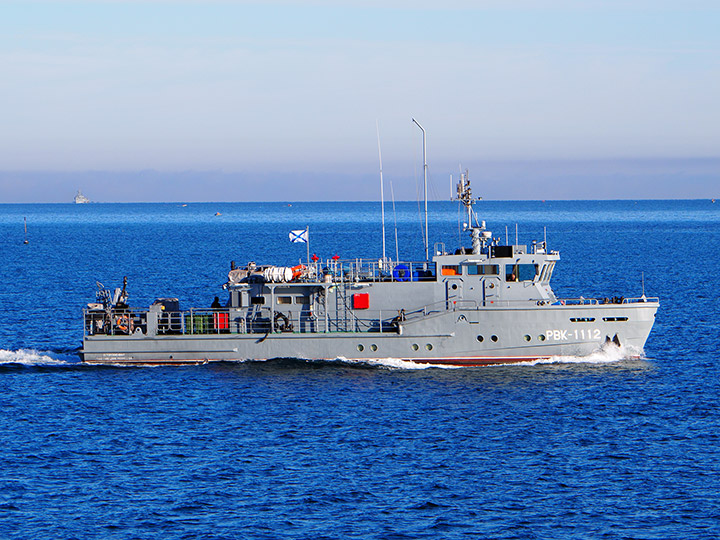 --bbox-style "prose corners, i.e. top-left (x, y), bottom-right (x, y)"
top-left (81, 303), bottom-right (657, 366)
